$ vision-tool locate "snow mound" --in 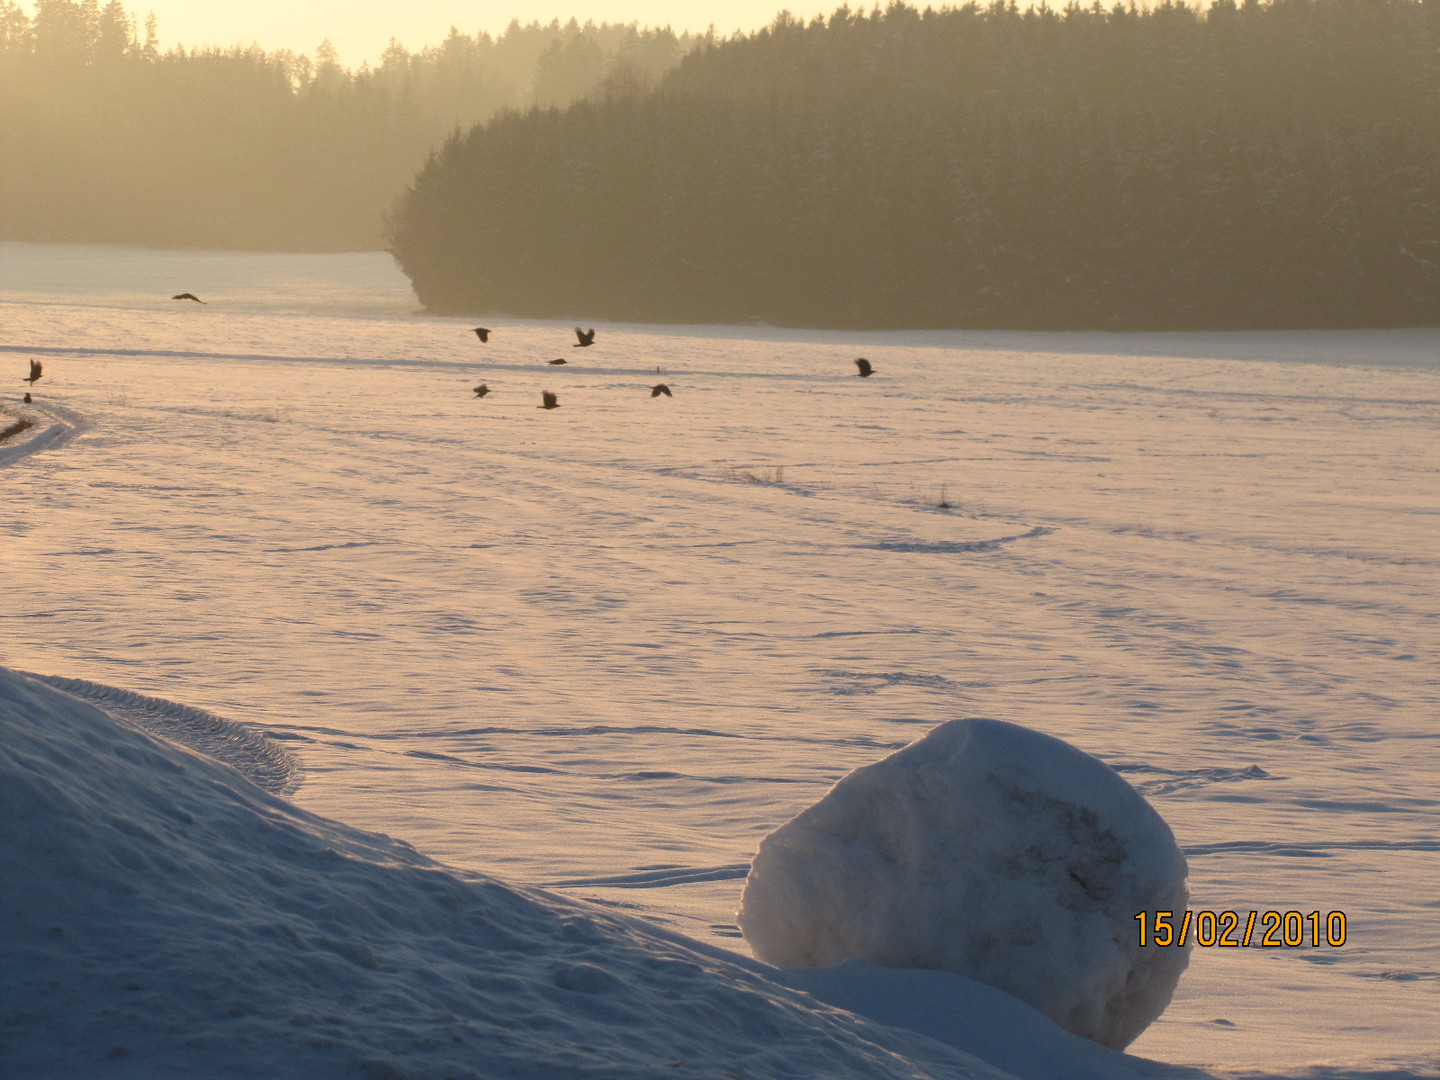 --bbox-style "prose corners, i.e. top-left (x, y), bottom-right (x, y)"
top-left (0, 667), bottom-right (1025, 1079)
top-left (738, 717), bottom-right (1192, 1050)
